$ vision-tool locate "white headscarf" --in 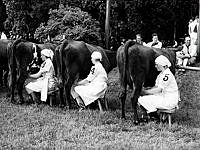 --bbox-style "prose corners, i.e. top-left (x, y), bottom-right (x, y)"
top-left (91, 51), bottom-right (102, 61)
top-left (155, 55), bottom-right (171, 67)
top-left (41, 49), bottom-right (54, 60)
